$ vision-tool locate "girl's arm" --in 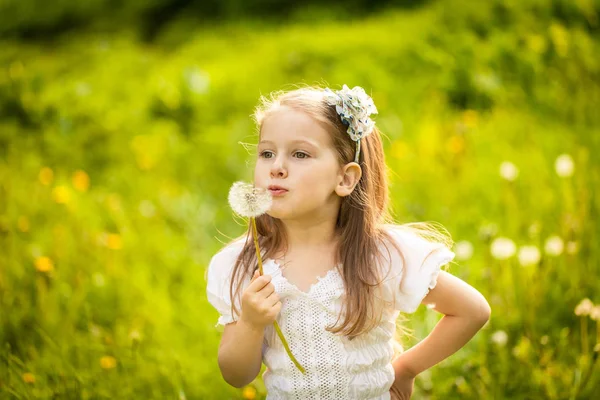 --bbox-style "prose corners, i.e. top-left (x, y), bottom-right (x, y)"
top-left (392, 270), bottom-right (491, 378)
top-left (217, 272), bottom-right (282, 388)
top-left (217, 320), bottom-right (265, 387)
